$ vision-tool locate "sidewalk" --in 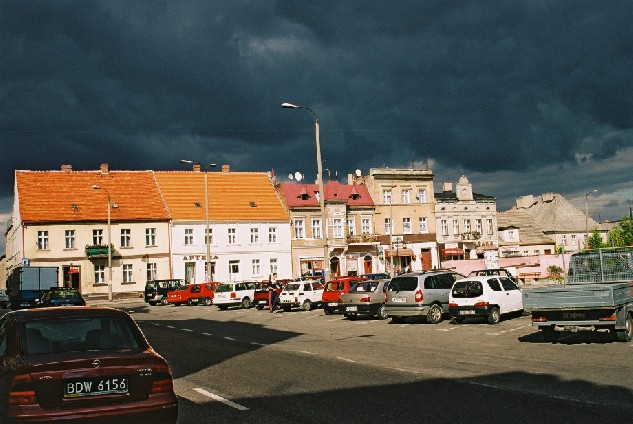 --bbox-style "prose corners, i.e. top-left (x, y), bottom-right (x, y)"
top-left (85, 292), bottom-right (144, 307)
